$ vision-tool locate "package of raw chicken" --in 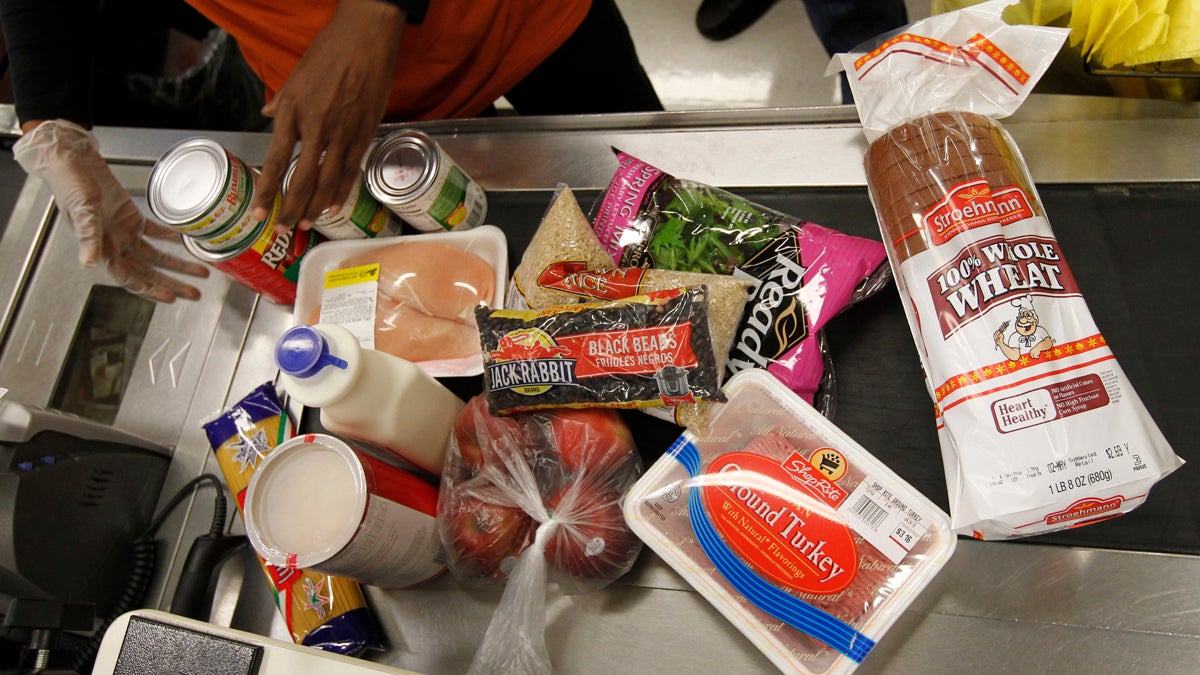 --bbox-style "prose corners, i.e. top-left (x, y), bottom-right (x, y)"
top-left (827, 0), bottom-right (1183, 539)
top-left (293, 225), bottom-right (507, 377)
top-left (624, 370), bottom-right (955, 675)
